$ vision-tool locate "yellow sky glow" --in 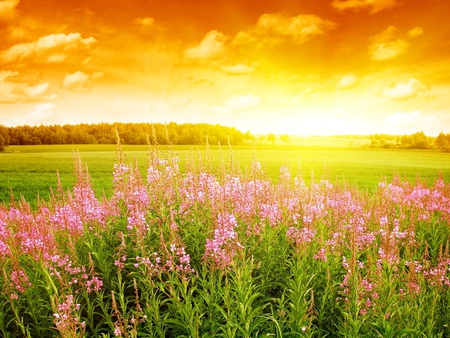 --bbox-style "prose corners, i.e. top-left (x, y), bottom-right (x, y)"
top-left (1, 0), bottom-right (450, 135)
